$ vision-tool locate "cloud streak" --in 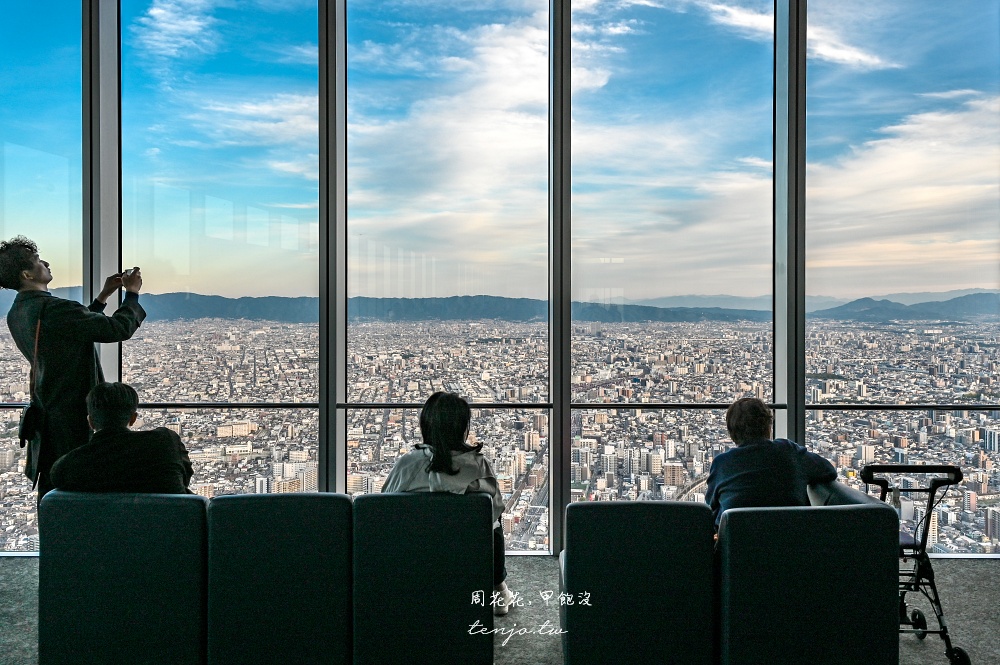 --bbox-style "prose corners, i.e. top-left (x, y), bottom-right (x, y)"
top-left (343, 8), bottom-right (555, 297)
top-left (807, 94), bottom-right (1000, 297)
top-left (131, 0), bottom-right (221, 63)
